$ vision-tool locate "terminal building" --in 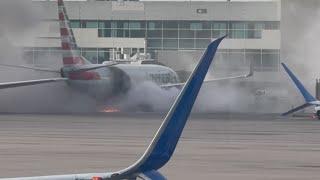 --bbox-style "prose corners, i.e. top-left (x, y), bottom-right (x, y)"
top-left (27, 0), bottom-right (280, 77)
top-left (20, 0), bottom-right (284, 112)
